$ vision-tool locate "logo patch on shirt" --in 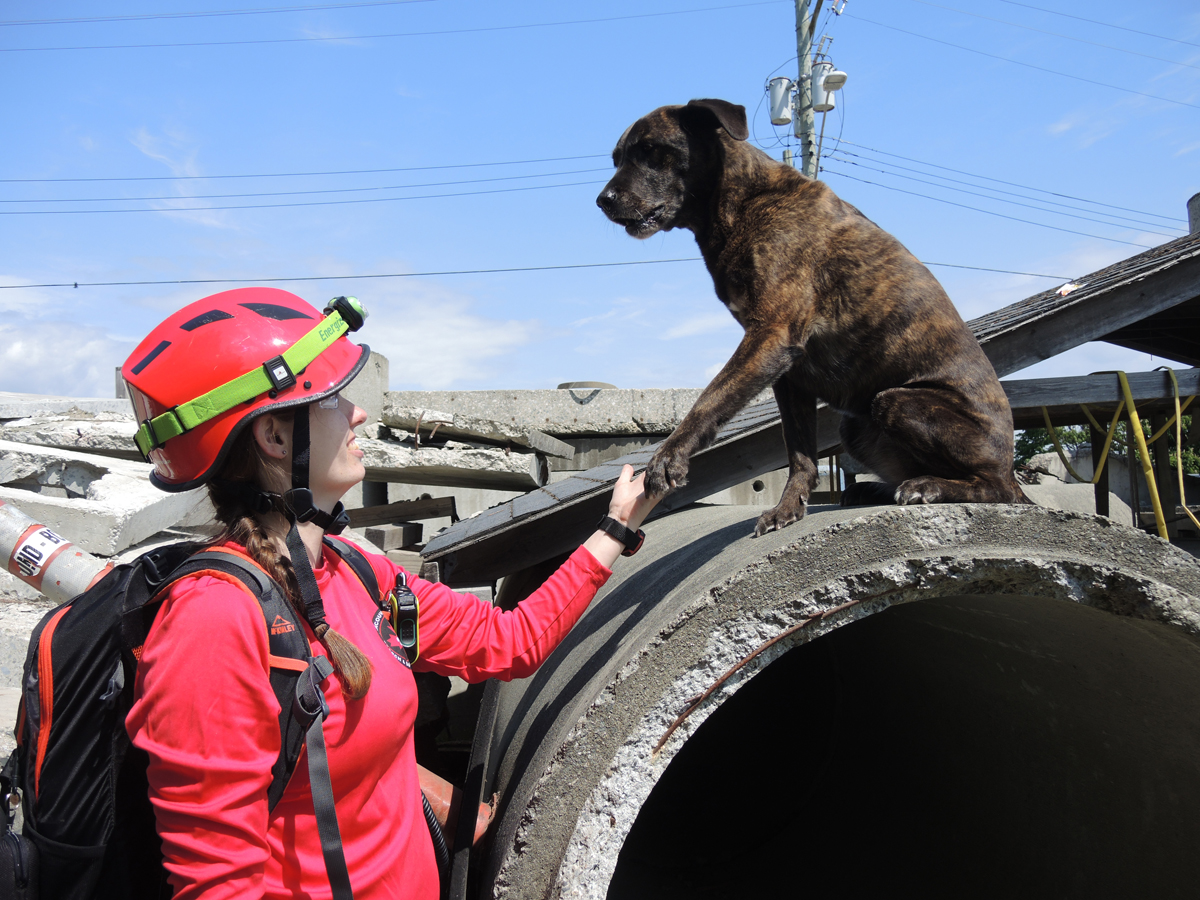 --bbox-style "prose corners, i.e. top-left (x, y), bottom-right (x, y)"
top-left (373, 608), bottom-right (412, 668)
top-left (270, 615), bottom-right (296, 635)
